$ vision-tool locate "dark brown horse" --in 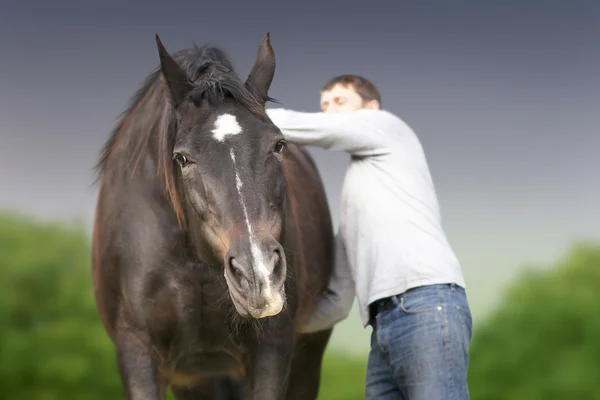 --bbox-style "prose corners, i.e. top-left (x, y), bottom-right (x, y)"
top-left (91, 33), bottom-right (335, 399)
